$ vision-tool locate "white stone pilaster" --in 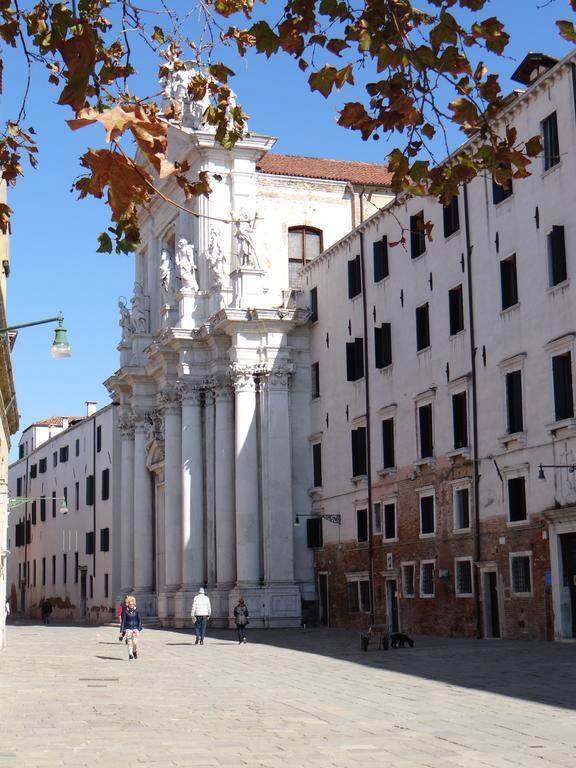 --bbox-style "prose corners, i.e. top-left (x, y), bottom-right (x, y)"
top-left (133, 412), bottom-right (154, 593)
top-left (119, 414), bottom-right (135, 593)
top-left (205, 385), bottom-right (216, 586)
top-left (160, 391), bottom-right (182, 590)
top-left (215, 382), bottom-right (236, 587)
top-left (179, 383), bottom-right (204, 590)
